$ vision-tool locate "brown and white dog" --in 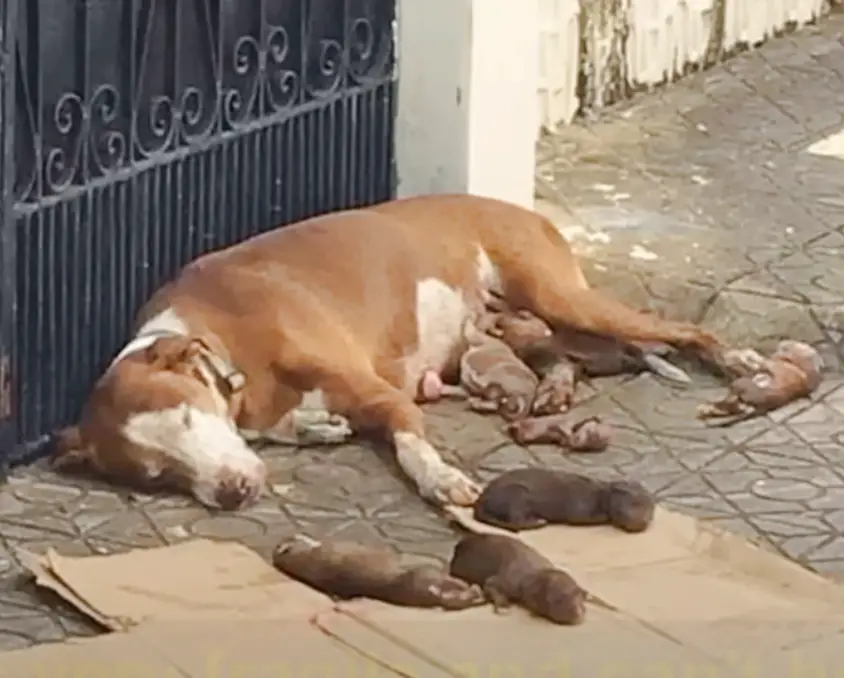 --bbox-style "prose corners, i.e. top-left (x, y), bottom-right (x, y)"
top-left (45, 194), bottom-right (721, 510)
